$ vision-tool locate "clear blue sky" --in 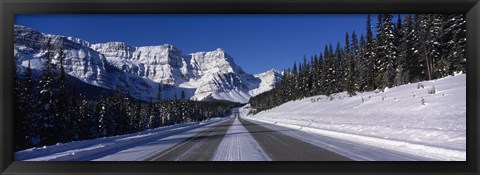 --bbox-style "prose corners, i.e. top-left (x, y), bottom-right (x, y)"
top-left (15, 14), bottom-right (382, 74)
